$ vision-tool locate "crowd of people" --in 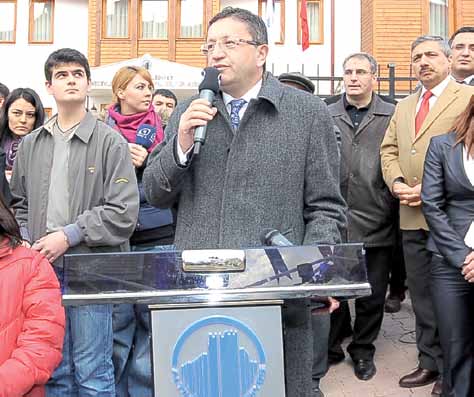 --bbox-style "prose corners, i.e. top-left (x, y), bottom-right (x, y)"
top-left (0, 6), bottom-right (473, 397)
